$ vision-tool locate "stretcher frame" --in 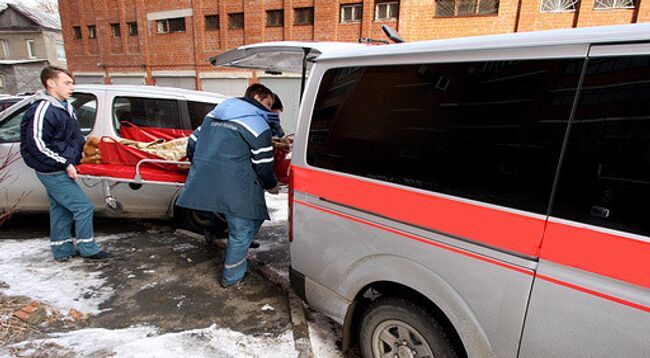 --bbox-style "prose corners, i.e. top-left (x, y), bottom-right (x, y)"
top-left (78, 158), bottom-right (188, 212)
